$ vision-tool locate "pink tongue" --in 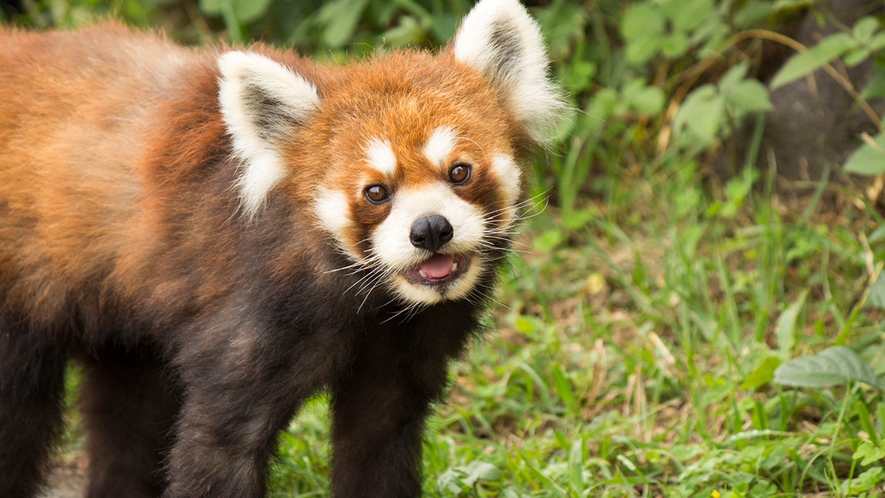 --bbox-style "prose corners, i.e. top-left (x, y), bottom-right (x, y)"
top-left (420, 254), bottom-right (455, 279)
